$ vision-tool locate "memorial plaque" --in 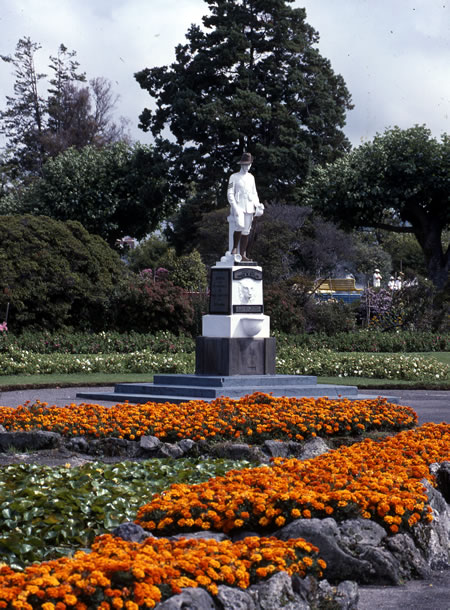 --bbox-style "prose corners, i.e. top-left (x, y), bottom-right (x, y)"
top-left (233, 268), bottom-right (263, 281)
top-left (209, 268), bottom-right (231, 314)
top-left (233, 304), bottom-right (264, 313)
